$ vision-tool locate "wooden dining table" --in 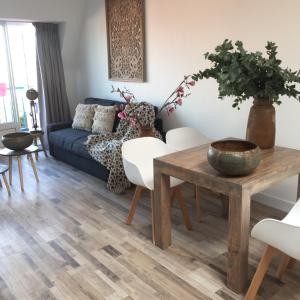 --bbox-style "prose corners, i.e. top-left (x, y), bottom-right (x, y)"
top-left (152, 143), bottom-right (300, 293)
